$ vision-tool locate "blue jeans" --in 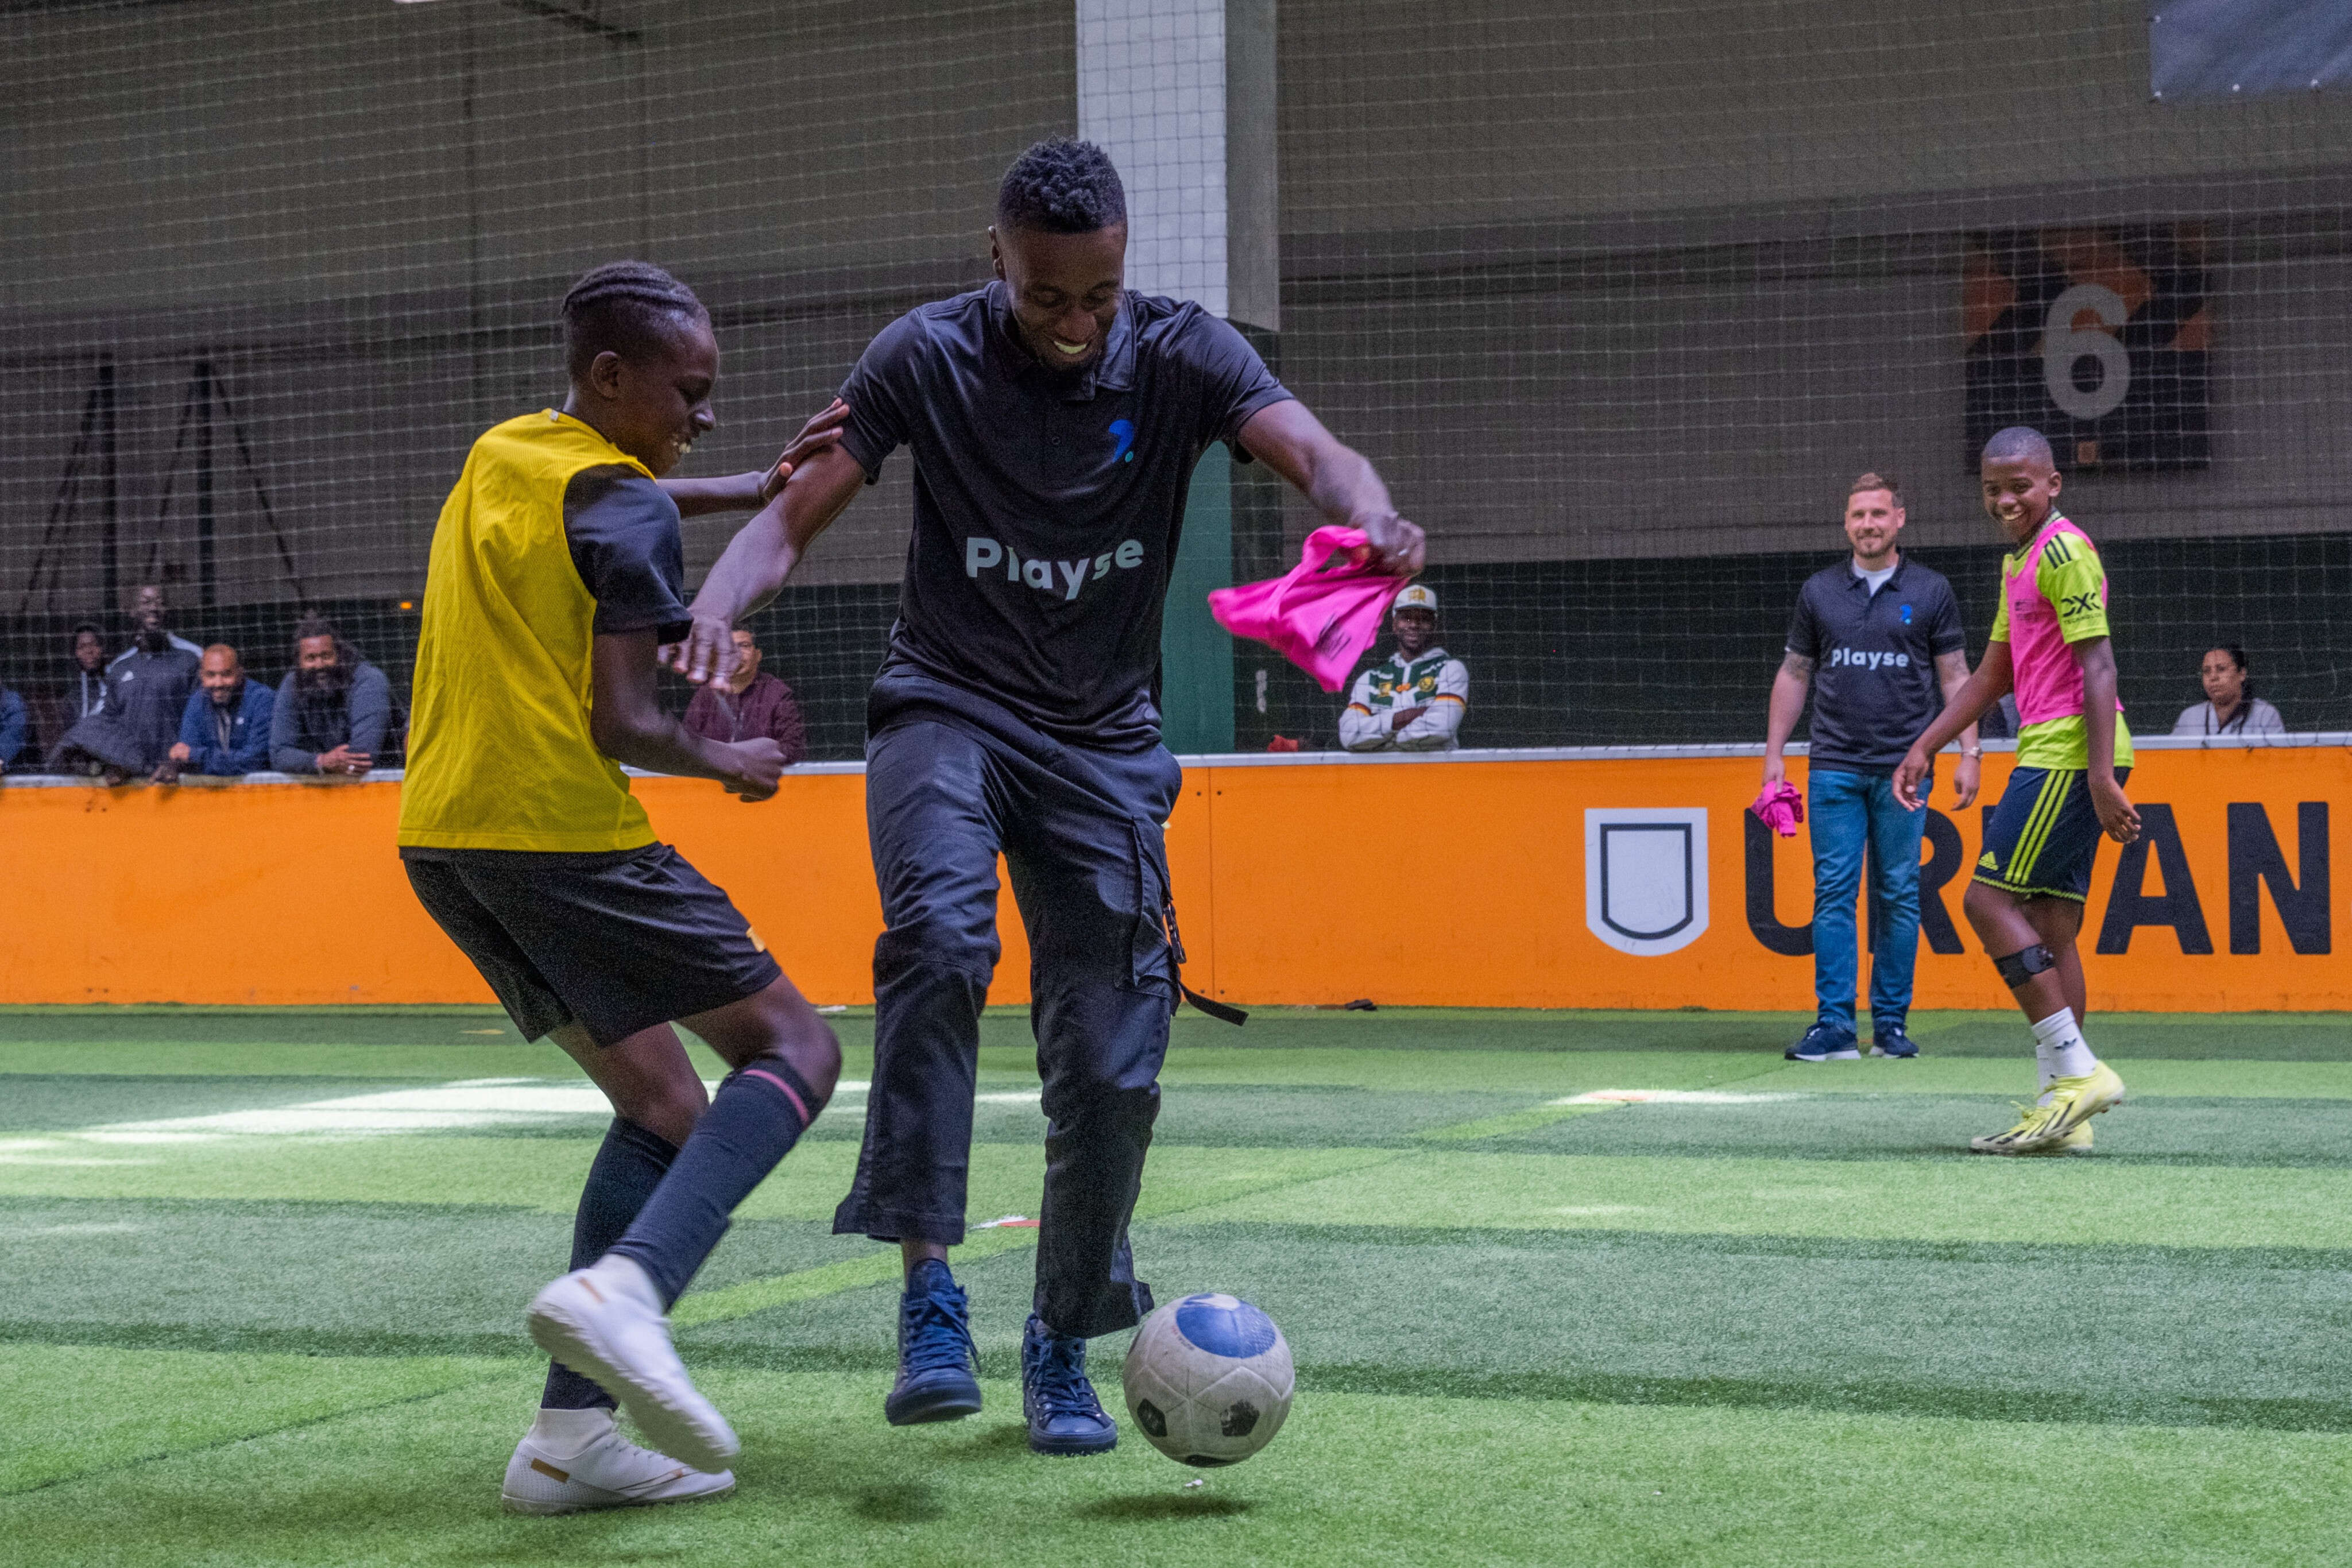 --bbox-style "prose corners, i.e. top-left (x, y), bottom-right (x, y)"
top-left (1807, 766), bottom-right (1927, 1037)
